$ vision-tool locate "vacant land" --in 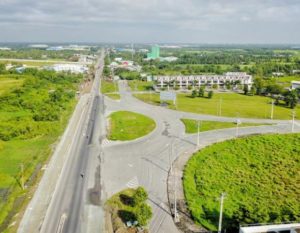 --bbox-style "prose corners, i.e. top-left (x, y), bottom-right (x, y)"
top-left (101, 79), bottom-right (120, 100)
top-left (0, 75), bottom-right (23, 95)
top-left (107, 111), bottom-right (156, 141)
top-left (0, 71), bottom-right (81, 231)
top-left (134, 92), bottom-right (299, 119)
top-left (183, 134), bottom-right (300, 232)
top-left (181, 119), bottom-right (268, 133)
top-left (128, 80), bottom-right (154, 91)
